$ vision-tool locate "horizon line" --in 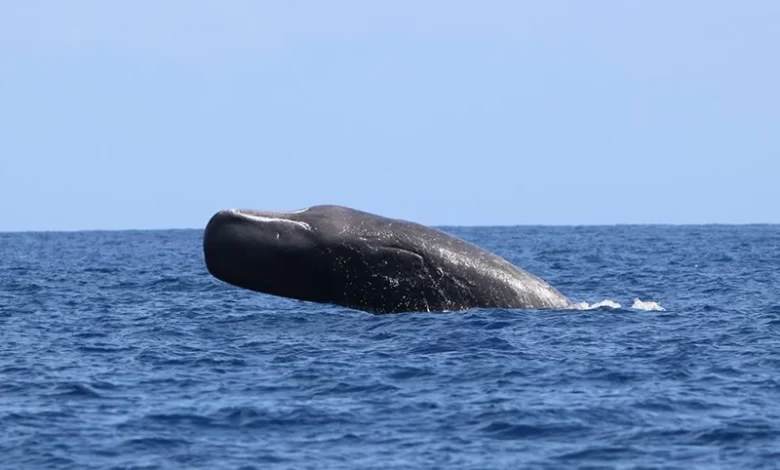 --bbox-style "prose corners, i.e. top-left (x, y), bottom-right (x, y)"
top-left (2, 221), bottom-right (779, 234)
